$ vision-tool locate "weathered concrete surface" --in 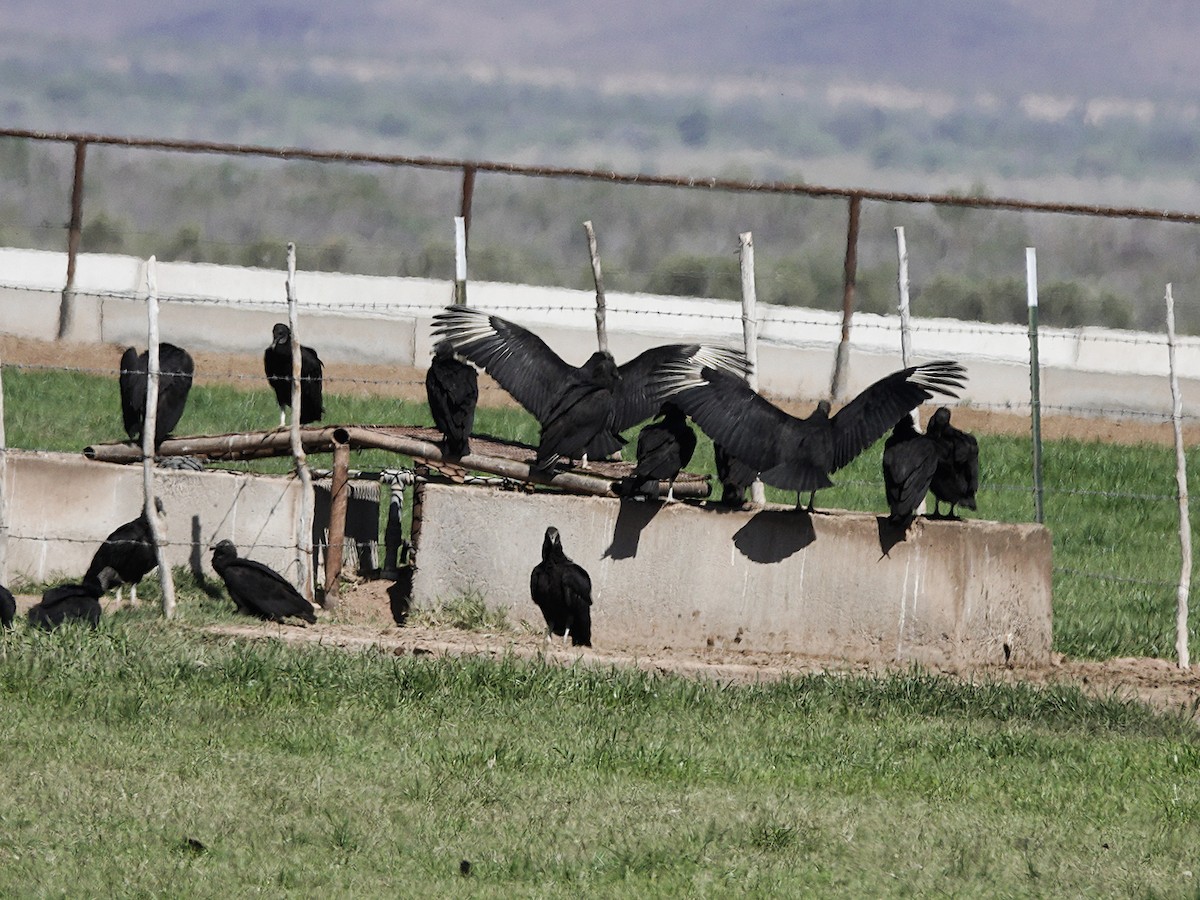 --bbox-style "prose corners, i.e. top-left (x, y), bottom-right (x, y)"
top-left (410, 484), bottom-right (1053, 669)
top-left (3, 451), bottom-right (307, 584)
